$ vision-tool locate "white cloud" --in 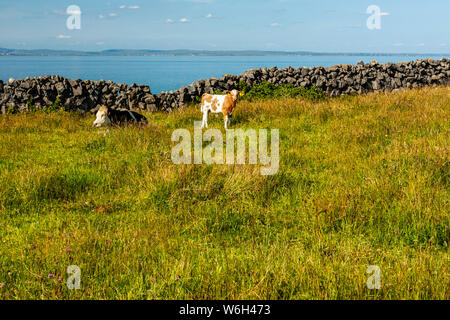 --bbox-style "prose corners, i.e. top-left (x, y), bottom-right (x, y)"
top-left (99, 13), bottom-right (118, 19)
top-left (166, 17), bottom-right (190, 24)
top-left (440, 43), bottom-right (447, 47)
top-left (206, 13), bottom-right (213, 19)
top-left (393, 42), bottom-right (404, 47)
top-left (270, 22), bottom-right (280, 27)
top-left (96, 42), bottom-right (105, 45)
top-left (120, 5), bottom-right (140, 9)
top-left (418, 43), bottom-right (425, 46)
top-left (57, 35), bottom-right (72, 39)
